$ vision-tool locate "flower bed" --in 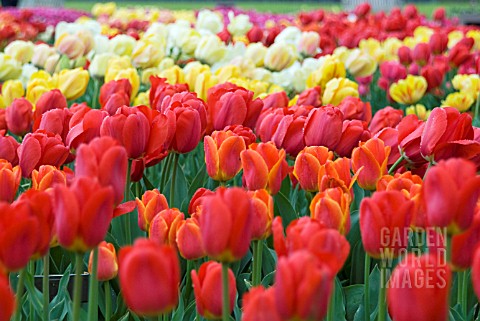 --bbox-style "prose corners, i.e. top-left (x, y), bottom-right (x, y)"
top-left (0, 2), bottom-right (479, 321)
